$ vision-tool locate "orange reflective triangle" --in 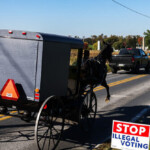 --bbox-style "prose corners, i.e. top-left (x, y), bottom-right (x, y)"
top-left (0, 79), bottom-right (20, 101)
